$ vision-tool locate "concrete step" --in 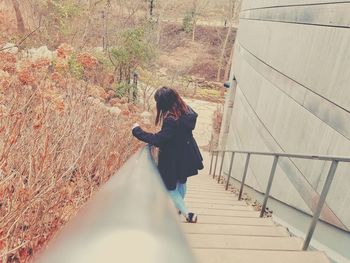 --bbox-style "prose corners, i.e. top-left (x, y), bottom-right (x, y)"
top-left (185, 195), bottom-right (238, 201)
top-left (183, 171), bottom-right (330, 263)
top-left (187, 234), bottom-right (302, 250)
top-left (185, 198), bottom-right (247, 206)
top-left (187, 182), bottom-right (226, 187)
top-left (186, 190), bottom-right (234, 196)
top-left (185, 194), bottom-right (238, 201)
top-left (188, 184), bottom-right (224, 187)
top-left (182, 224), bottom-right (289, 237)
top-left (193, 249), bottom-right (330, 263)
top-left (188, 186), bottom-right (228, 192)
top-left (186, 190), bottom-right (238, 200)
top-left (188, 215), bottom-right (274, 225)
top-left (187, 181), bottom-right (224, 185)
top-left (188, 182), bottom-right (223, 186)
top-left (188, 175), bottom-right (215, 180)
top-left (189, 208), bottom-right (259, 218)
top-left (187, 179), bottom-right (225, 184)
top-left (186, 202), bottom-right (252, 210)
top-left (187, 179), bottom-right (223, 184)
top-left (186, 189), bottom-right (236, 195)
